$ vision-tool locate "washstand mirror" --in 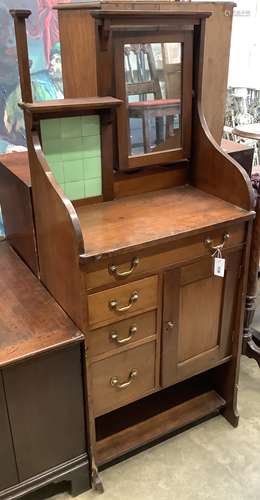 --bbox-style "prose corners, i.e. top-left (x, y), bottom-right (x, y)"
top-left (125, 42), bottom-right (182, 156)
top-left (115, 33), bottom-right (193, 170)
